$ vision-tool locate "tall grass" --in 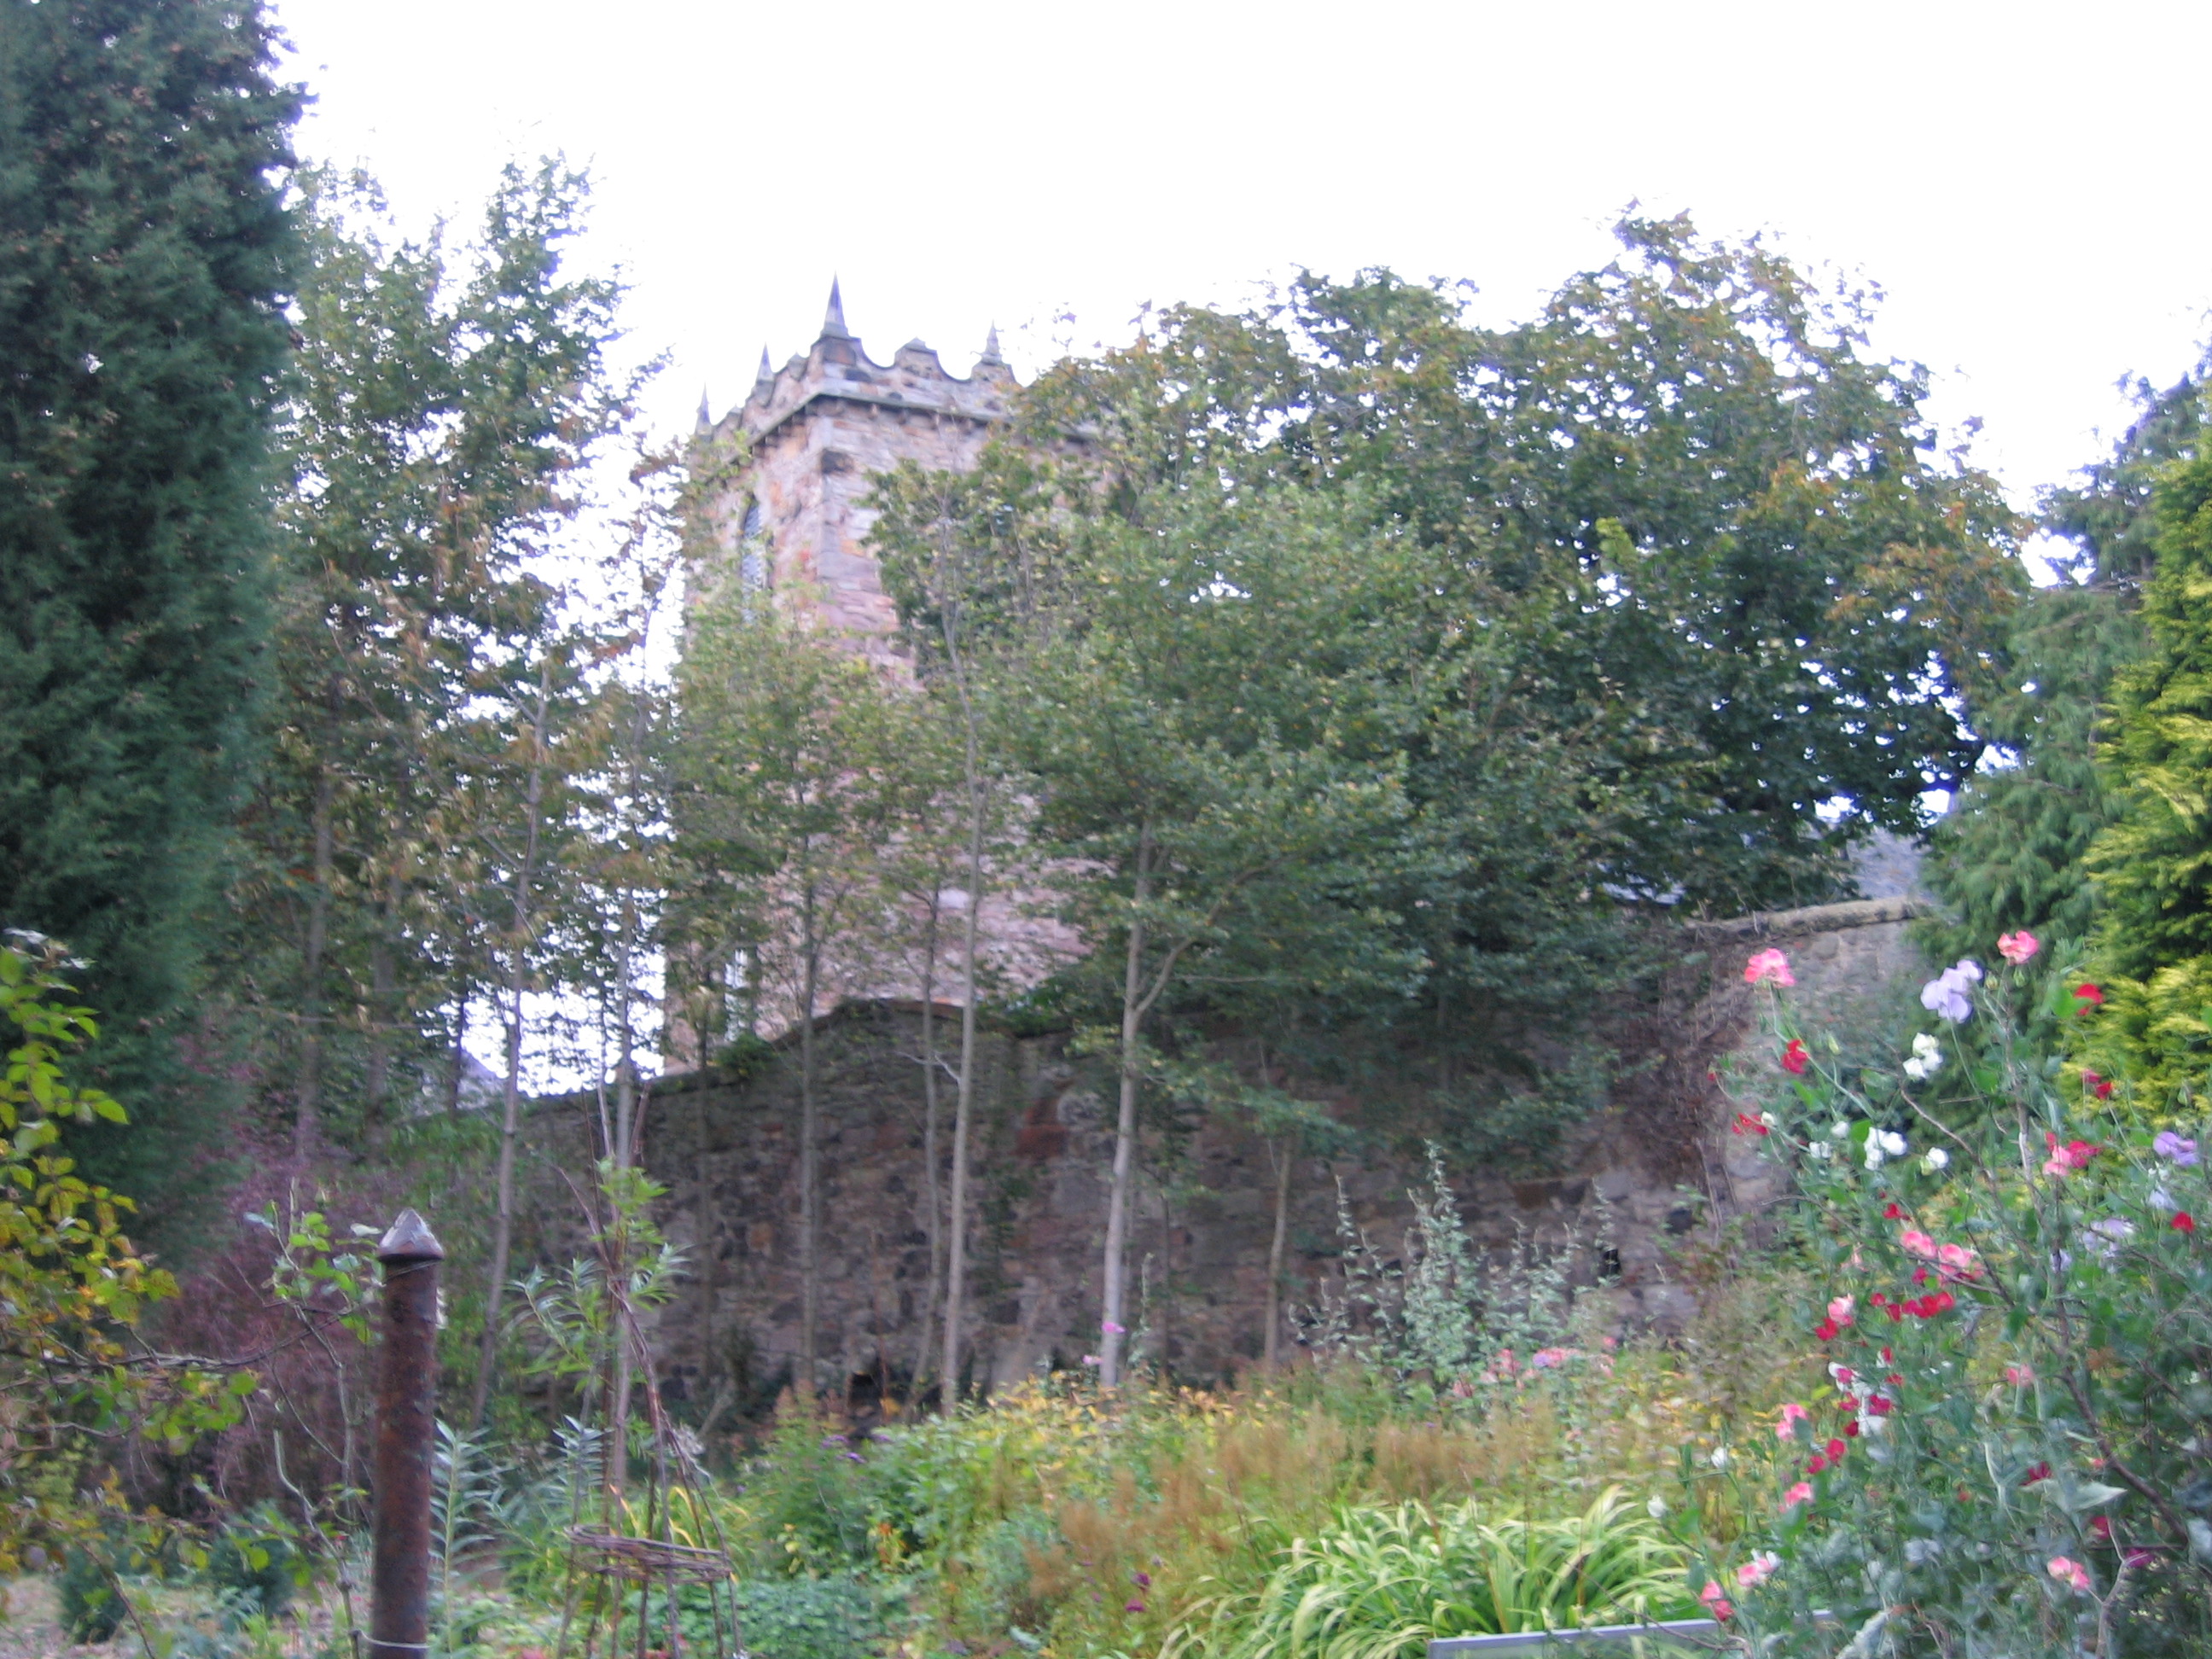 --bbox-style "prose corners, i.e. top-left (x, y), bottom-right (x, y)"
top-left (1165, 1488), bottom-right (1694, 1659)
